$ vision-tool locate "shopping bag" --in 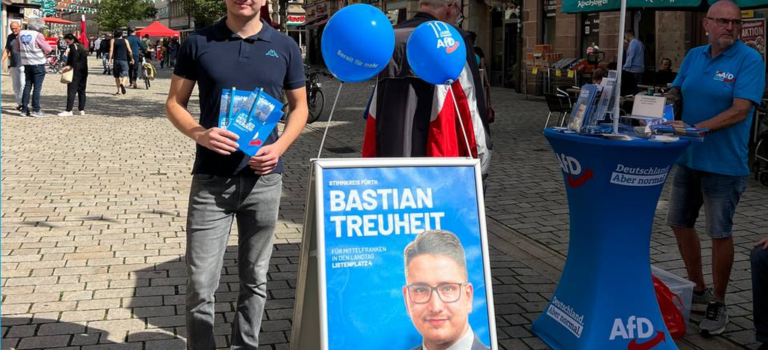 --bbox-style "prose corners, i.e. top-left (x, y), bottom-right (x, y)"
top-left (60, 70), bottom-right (73, 84)
top-left (653, 275), bottom-right (687, 339)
